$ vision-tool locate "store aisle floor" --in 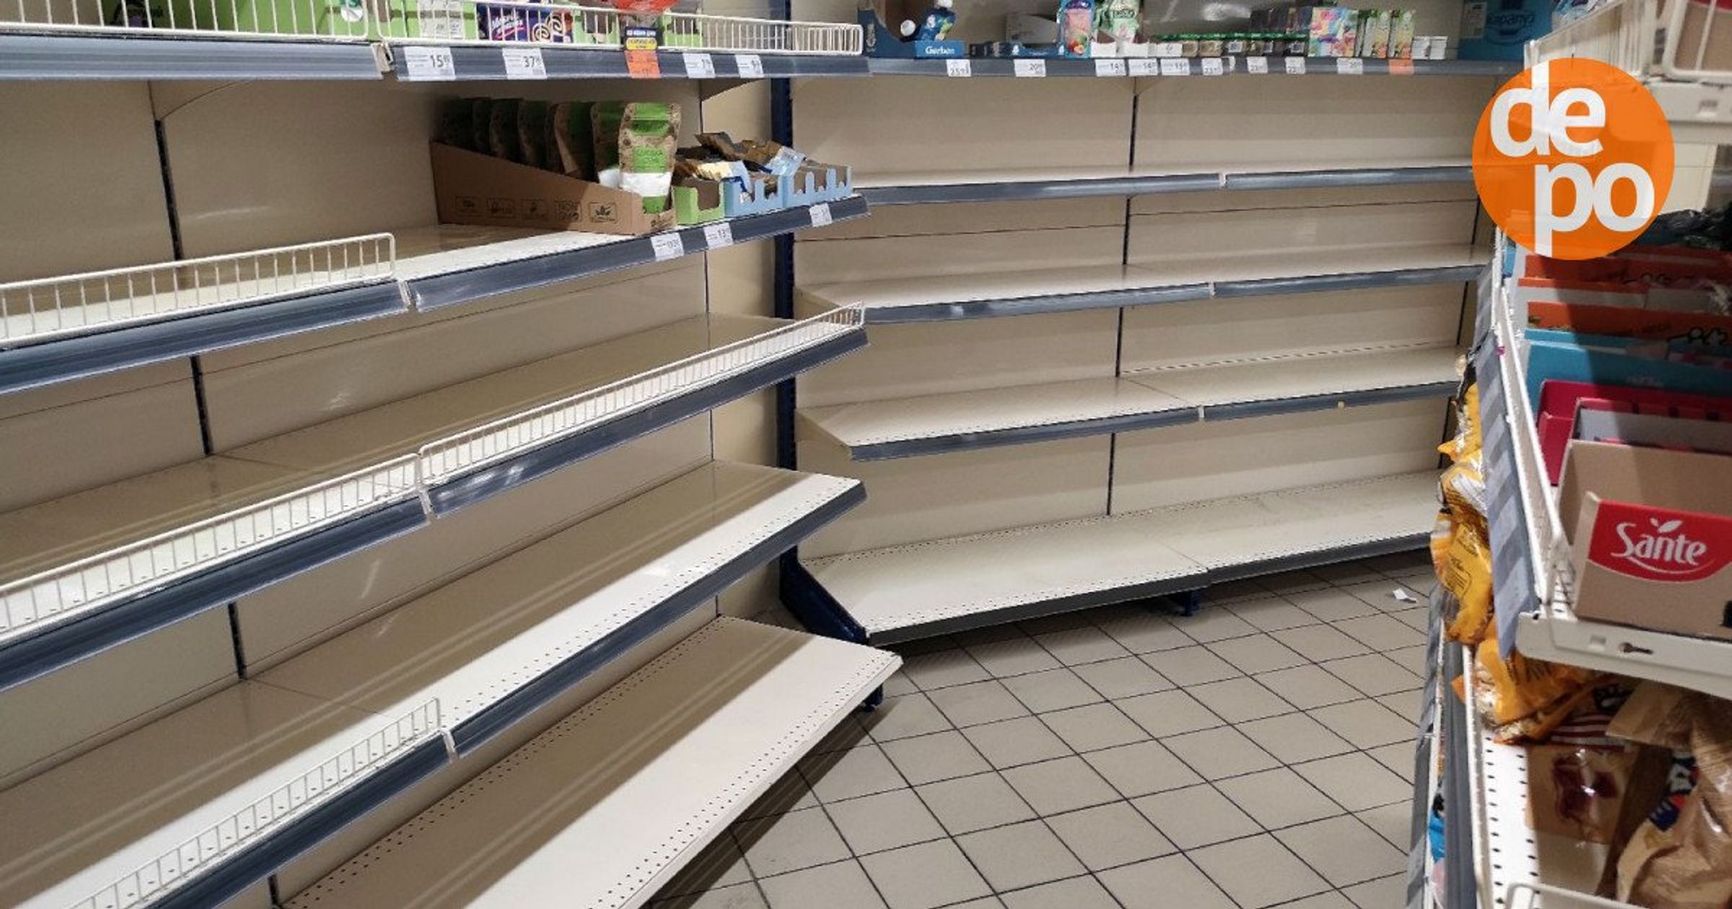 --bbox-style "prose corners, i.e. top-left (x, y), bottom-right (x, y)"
top-left (648, 552), bottom-right (1437, 909)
